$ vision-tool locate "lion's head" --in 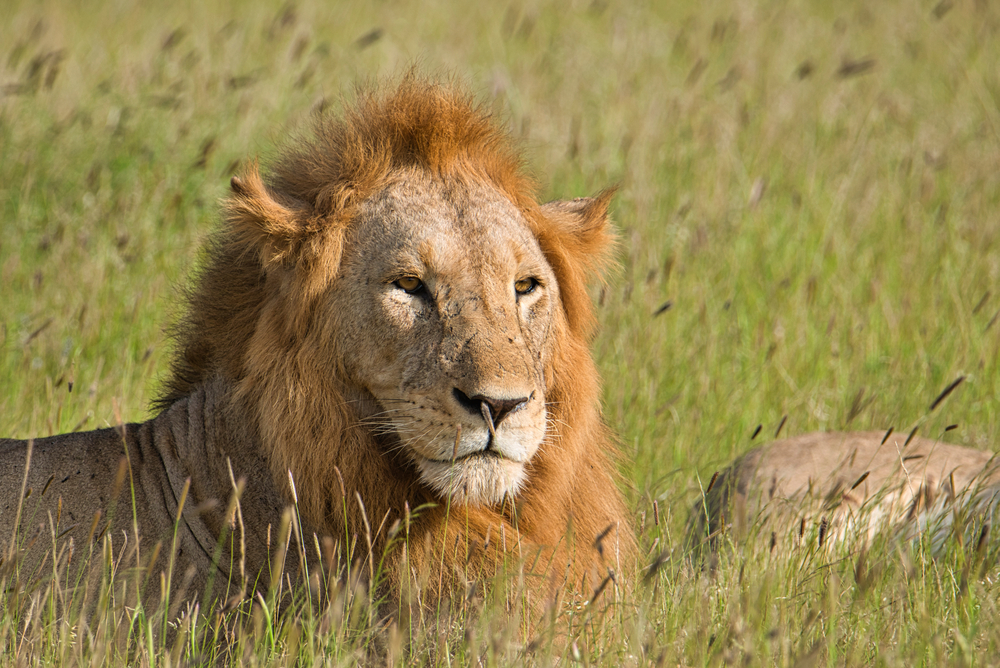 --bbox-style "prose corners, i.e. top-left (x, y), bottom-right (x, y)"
top-left (159, 78), bottom-right (630, 580)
